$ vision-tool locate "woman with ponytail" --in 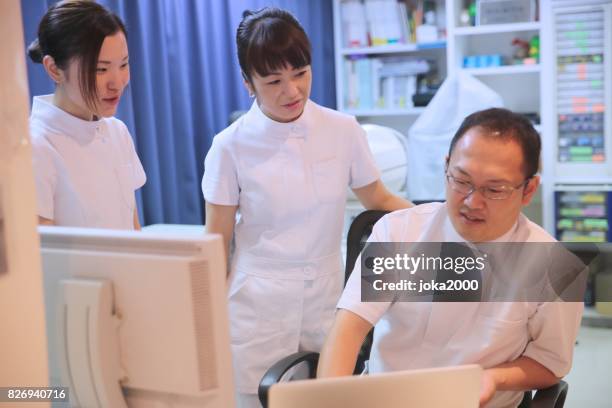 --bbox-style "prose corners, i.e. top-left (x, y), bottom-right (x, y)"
top-left (28, 0), bottom-right (145, 229)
